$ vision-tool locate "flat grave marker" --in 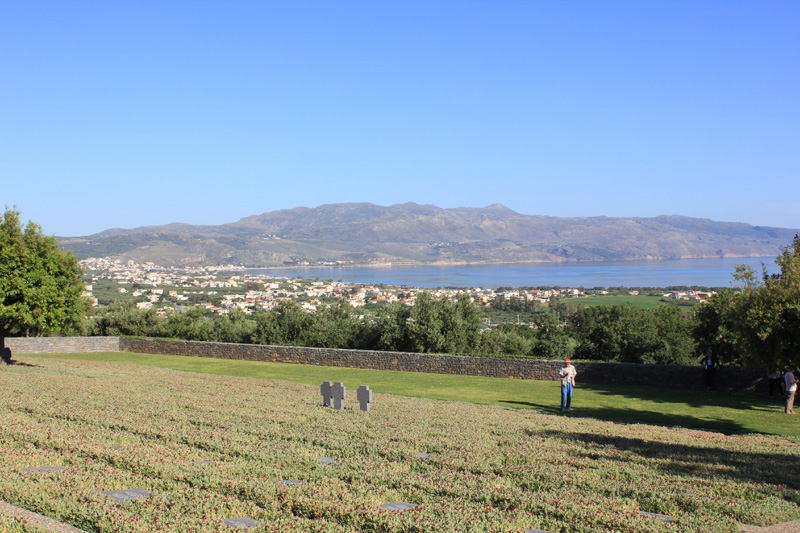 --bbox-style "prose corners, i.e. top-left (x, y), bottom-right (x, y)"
top-left (222, 517), bottom-right (261, 529)
top-left (277, 479), bottom-right (306, 485)
top-left (638, 511), bottom-right (673, 523)
top-left (100, 488), bottom-right (154, 502)
top-left (414, 452), bottom-right (430, 459)
top-left (316, 456), bottom-right (335, 465)
top-left (379, 502), bottom-right (418, 512)
top-left (22, 466), bottom-right (66, 473)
